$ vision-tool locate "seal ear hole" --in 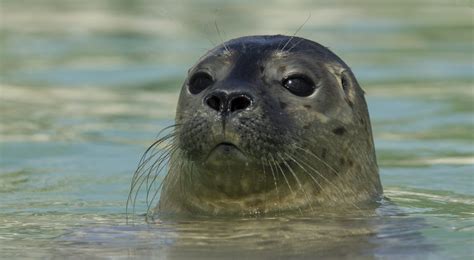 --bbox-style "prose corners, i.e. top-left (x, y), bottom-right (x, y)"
top-left (188, 72), bottom-right (214, 94)
top-left (340, 71), bottom-right (355, 108)
top-left (341, 73), bottom-right (349, 92)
